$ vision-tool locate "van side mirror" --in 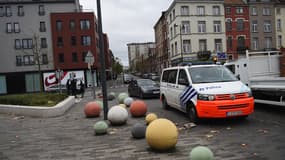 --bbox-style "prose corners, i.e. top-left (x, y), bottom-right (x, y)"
top-left (178, 78), bottom-right (189, 86)
top-left (236, 74), bottom-right (240, 80)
